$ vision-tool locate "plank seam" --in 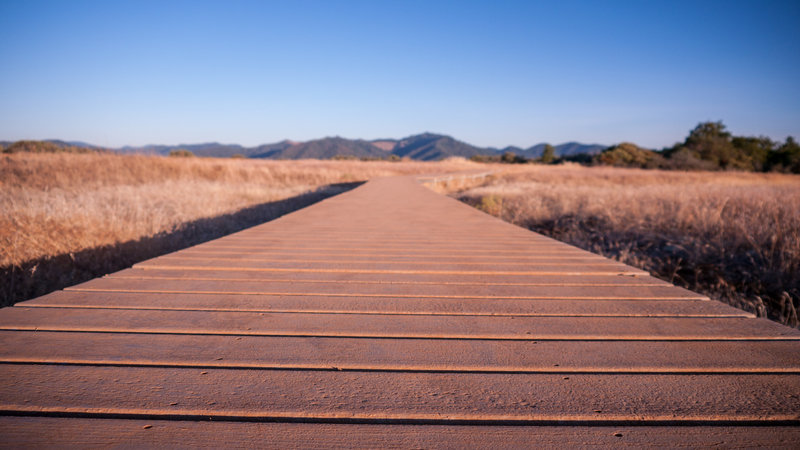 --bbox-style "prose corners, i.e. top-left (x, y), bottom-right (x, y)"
top-left (1, 410), bottom-right (798, 426)
top-left (132, 265), bottom-right (650, 276)
top-left (150, 257), bottom-right (623, 267)
top-left (2, 360), bottom-right (797, 375)
top-left (1, 328), bottom-right (795, 341)
top-left (62, 288), bottom-right (708, 300)
top-left (105, 276), bottom-right (665, 287)
top-left (16, 304), bottom-right (750, 318)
